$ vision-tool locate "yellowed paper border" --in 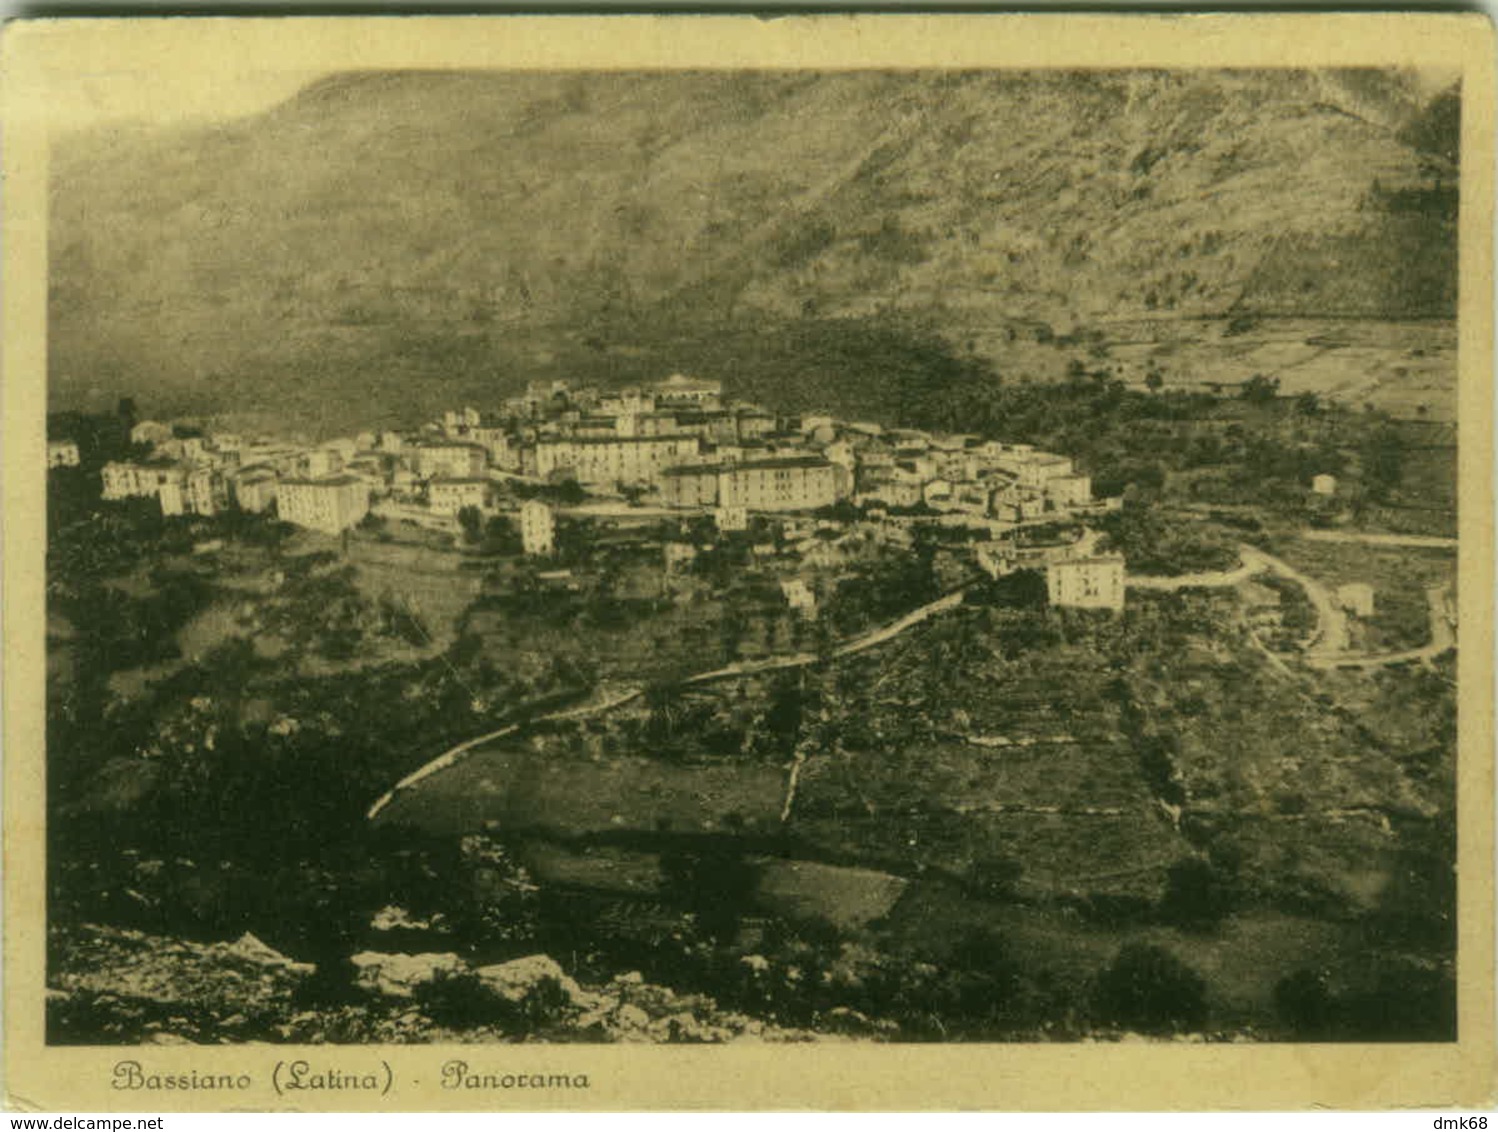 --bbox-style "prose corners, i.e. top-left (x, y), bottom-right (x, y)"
top-left (3, 13), bottom-right (1494, 1111)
